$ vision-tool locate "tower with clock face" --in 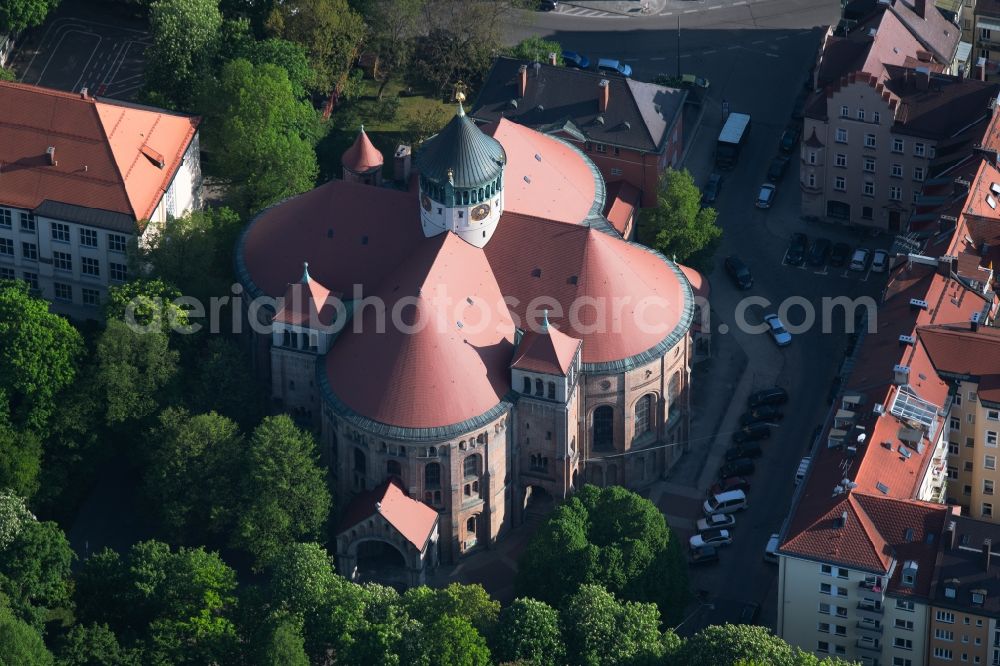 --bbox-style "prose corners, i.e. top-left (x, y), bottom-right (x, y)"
top-left (415, 95), bottom-right (506, 249)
